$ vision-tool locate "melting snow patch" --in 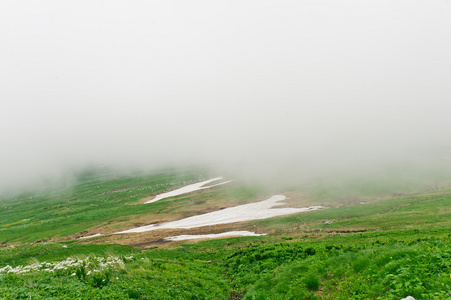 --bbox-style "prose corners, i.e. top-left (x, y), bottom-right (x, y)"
top-left (78, 233), bottom-right (102, 239)
top-left (117, 195), bottom-right (323, 234)
top-left (164, 231), bottom-right (266, 241)
top-left (143, 177), bottom-right (231, 204)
